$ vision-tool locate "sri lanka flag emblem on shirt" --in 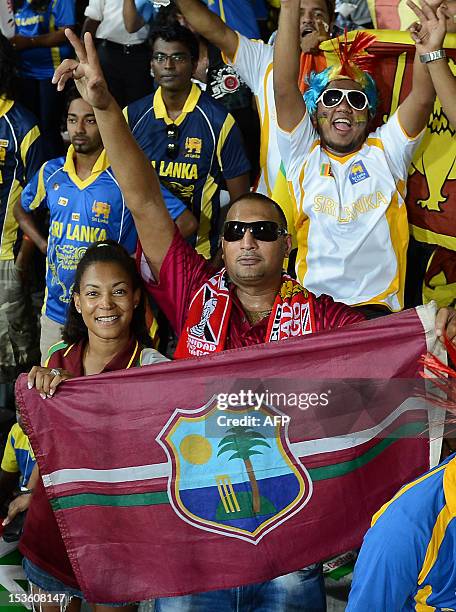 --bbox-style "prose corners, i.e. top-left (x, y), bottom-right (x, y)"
top-left (320, 163), bottom-right (333, 177)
